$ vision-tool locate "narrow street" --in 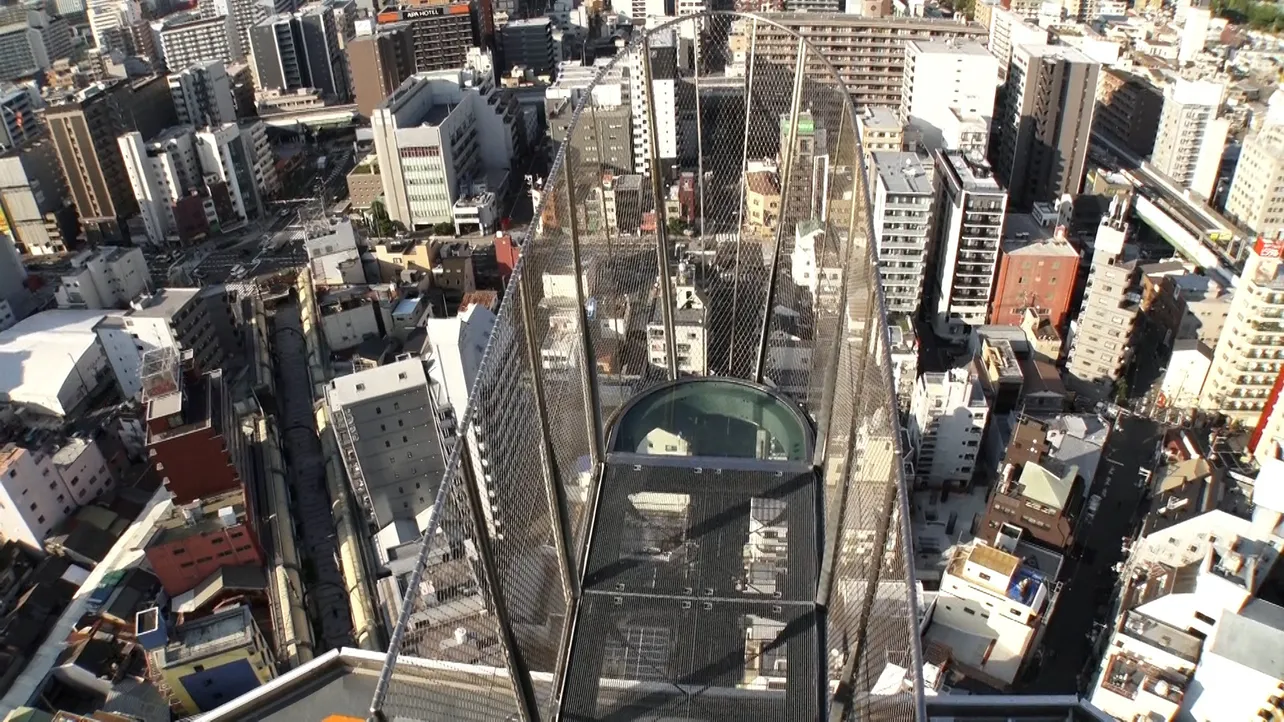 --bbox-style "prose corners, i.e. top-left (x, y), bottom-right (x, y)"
top-left (271, 301), bottom-right (354, 650)
top-left (1020, 415), bottom-right (1162, 694)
